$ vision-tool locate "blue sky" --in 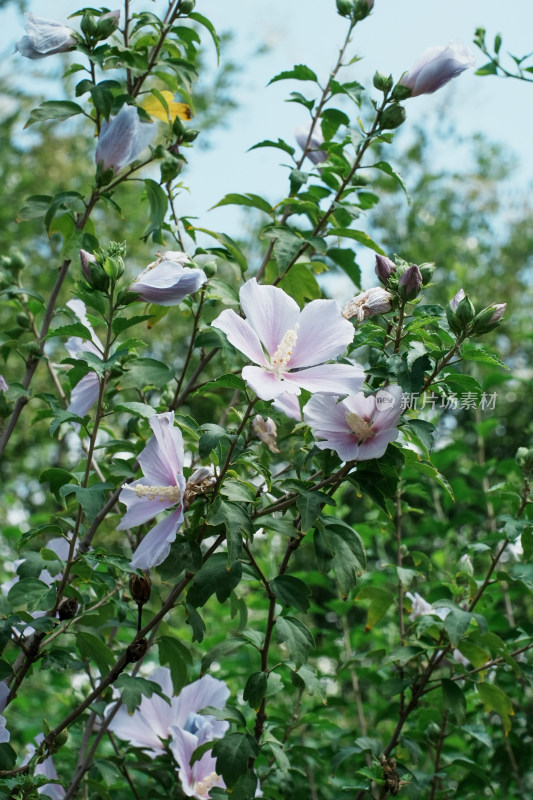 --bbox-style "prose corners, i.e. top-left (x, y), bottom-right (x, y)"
top-left (3, 1), bottom-right (533, 286)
